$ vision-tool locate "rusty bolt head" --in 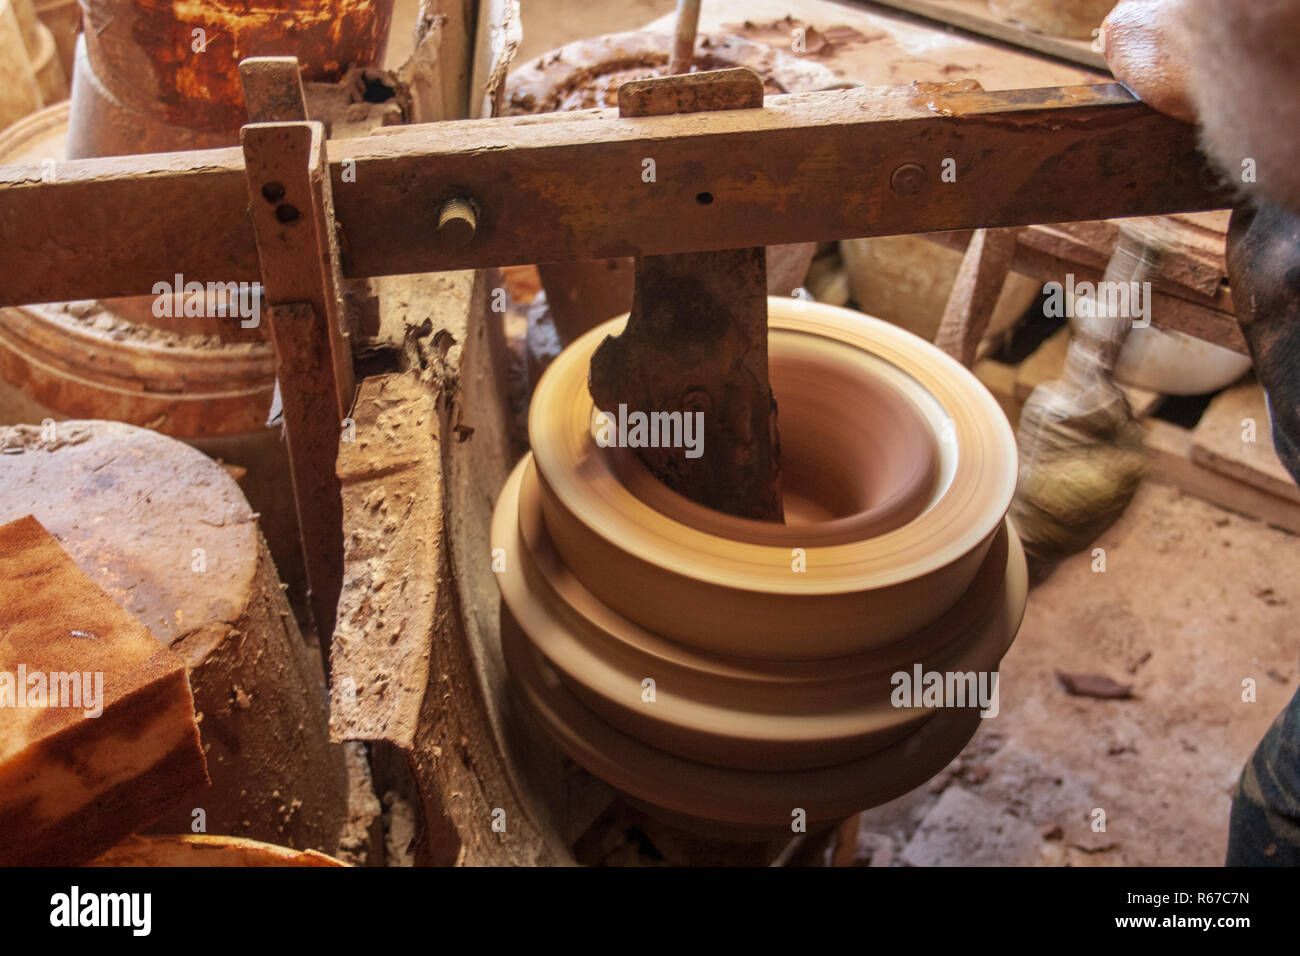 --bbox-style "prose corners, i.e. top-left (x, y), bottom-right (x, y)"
top-left (890, 163), bottom-right (927, 196)
top-left (438, 197), bottom-right (478, 246)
